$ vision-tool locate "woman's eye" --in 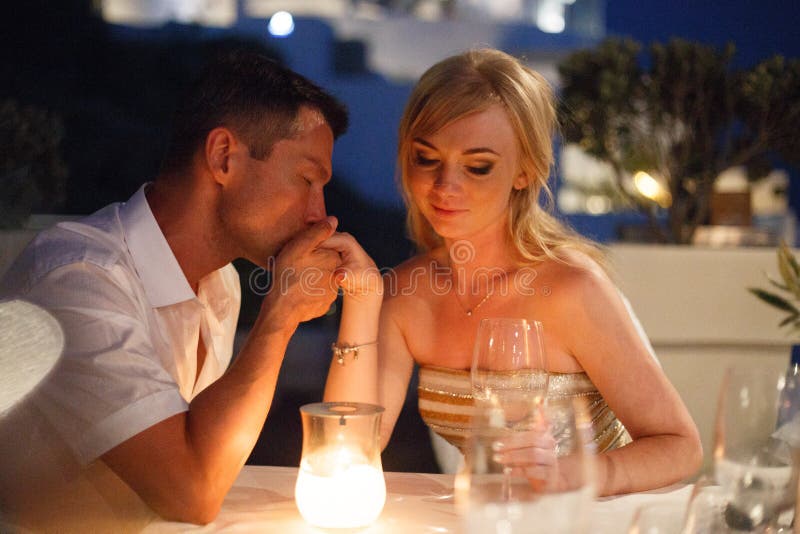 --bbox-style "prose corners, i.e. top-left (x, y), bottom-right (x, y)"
top-left (467, 164), bottom-right (493, 176)
top-left (414, 154), bottom-right (438, 167)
